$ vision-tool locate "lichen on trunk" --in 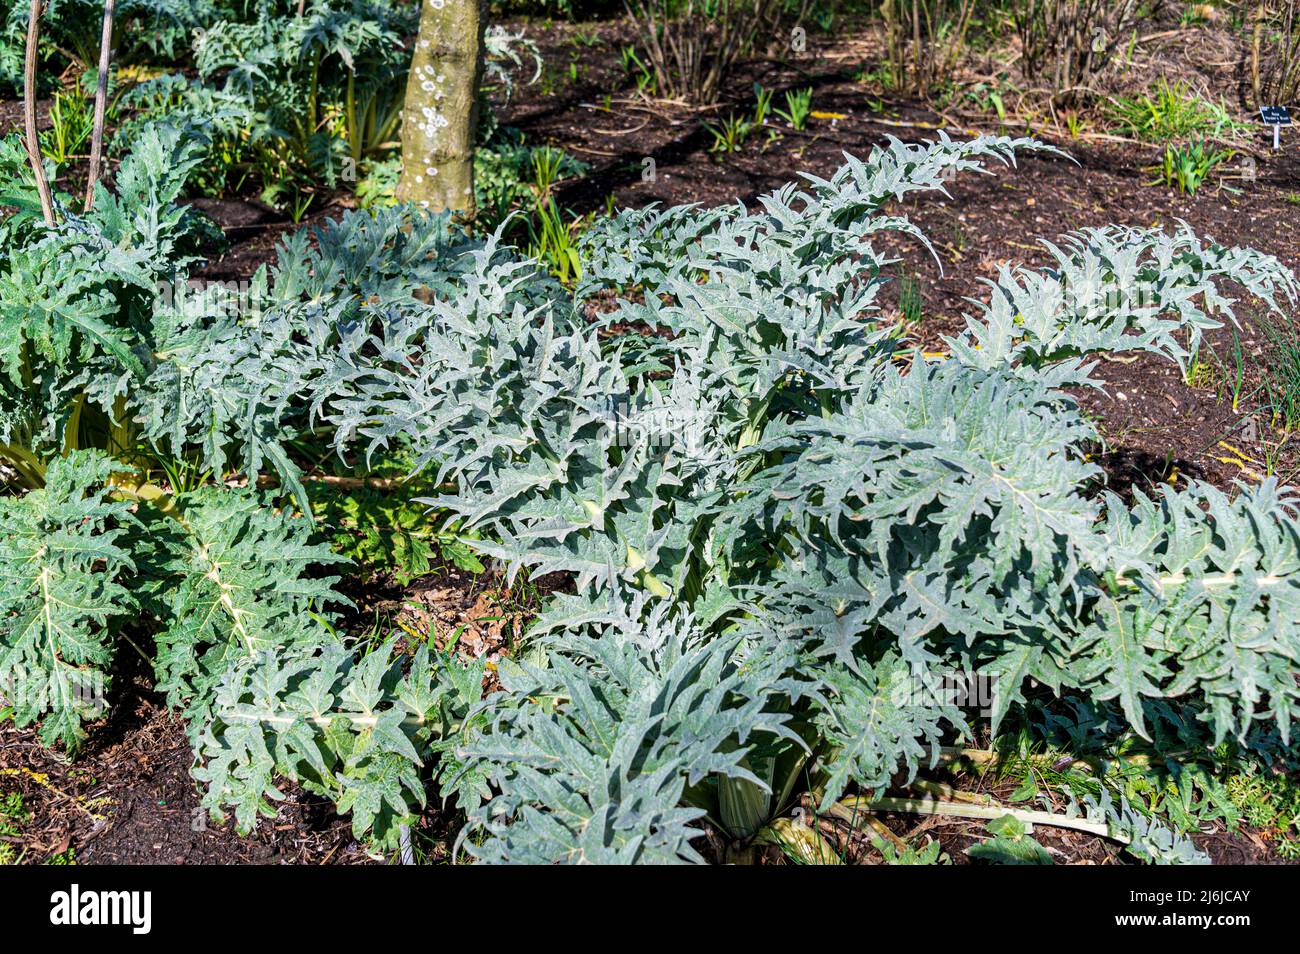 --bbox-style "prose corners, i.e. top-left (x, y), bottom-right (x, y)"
top-left (396, 0), bottom-right (486, 217)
